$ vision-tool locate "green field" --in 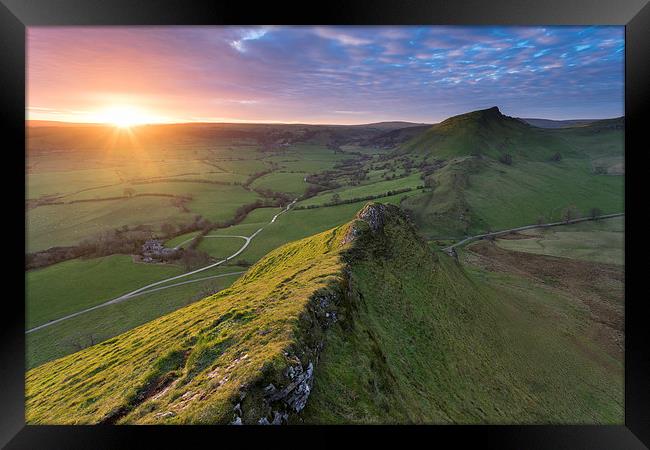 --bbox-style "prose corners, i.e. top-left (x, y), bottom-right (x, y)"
top-left (26, 255), bottom-right (184, 329)
top-left (24, 113), bottom-right (625, 424)
top-left (251, 171), bottom-right (309, 195)
top-left (26, 266), bottom-right (245, 369)
top-left (299, 172), bottom-right (423, 207)
top-left (165, 231), bottom-right (201, 248)
top-left (233, 191), bottom-right (418, 263)
top-left (26, 204), bottom-right (622, 424)
top-left (26, 167), bottom-right (123, 200)
top-left (495, 216), bottom-right (624, 265)
top-left (465, 159), bottom-right (624, 233)
top-left (27, 197), bottom-right (188, 252)
top-left (197, 236), bottom-right (247, 259)
top-left (26, 222), bottom-right (350, 423)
